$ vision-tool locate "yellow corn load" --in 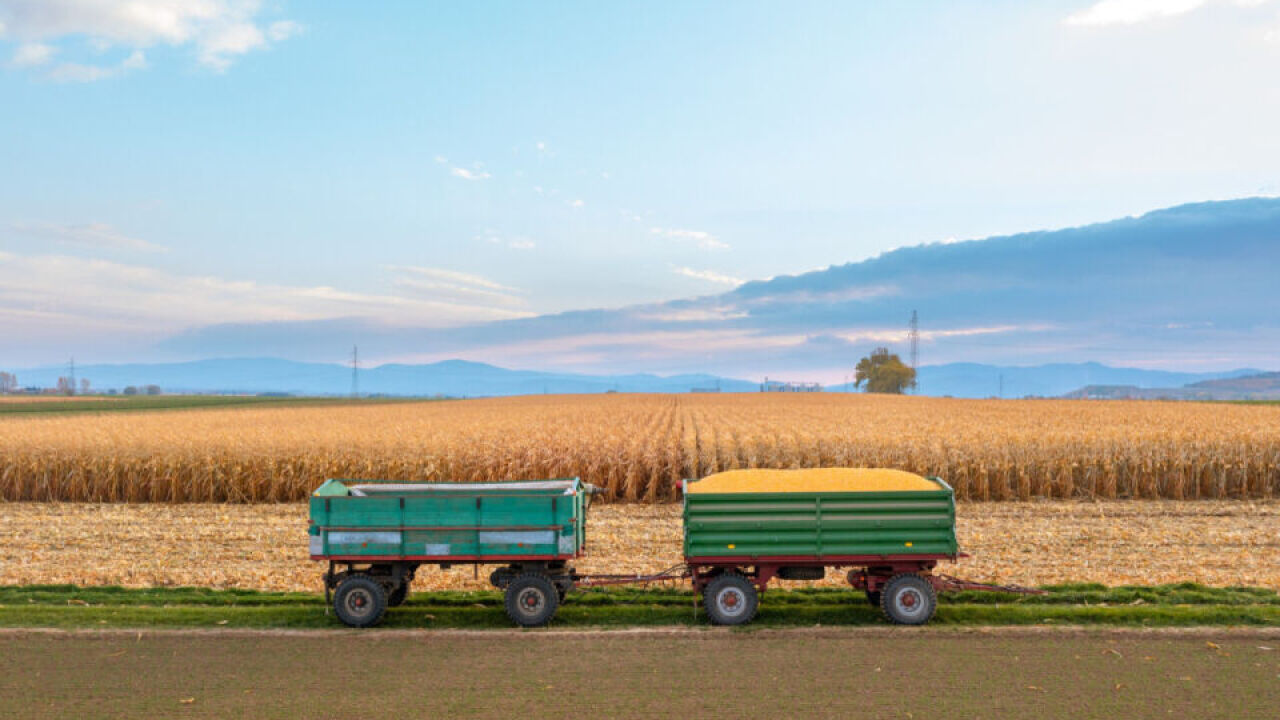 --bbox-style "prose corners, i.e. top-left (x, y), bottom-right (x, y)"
top-left (686, 467), bottom-right (939, 494)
